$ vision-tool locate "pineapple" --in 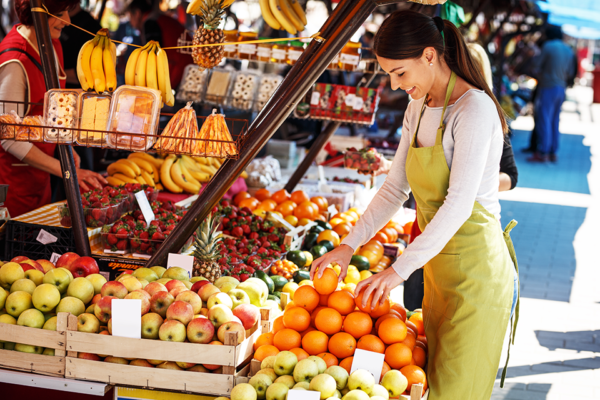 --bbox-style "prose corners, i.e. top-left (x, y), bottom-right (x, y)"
top-left (192, 0), bottom-right (226, 69)
top-left (192, 212), bottom-right (223, 282)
